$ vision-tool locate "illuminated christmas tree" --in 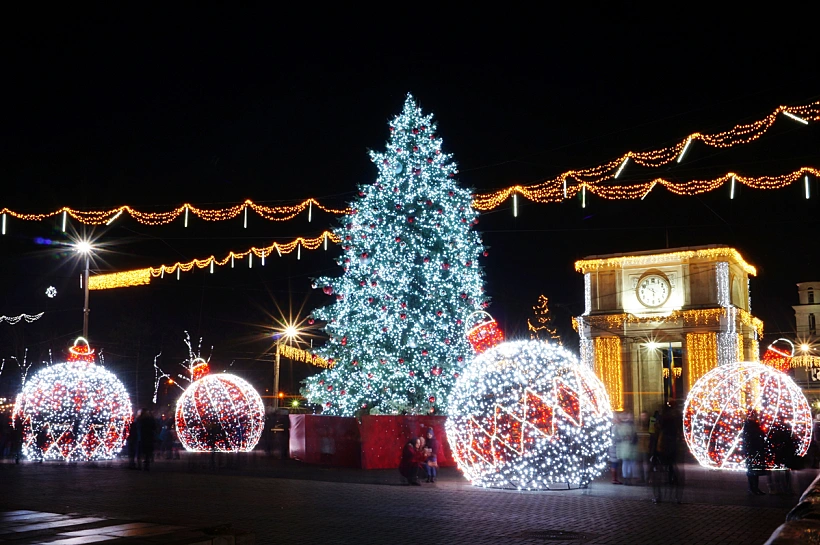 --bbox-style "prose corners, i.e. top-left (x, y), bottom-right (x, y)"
top-left (302, 94), bottom-right (488, 416)
top-left (528, 295), bottom-right (561, 345)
